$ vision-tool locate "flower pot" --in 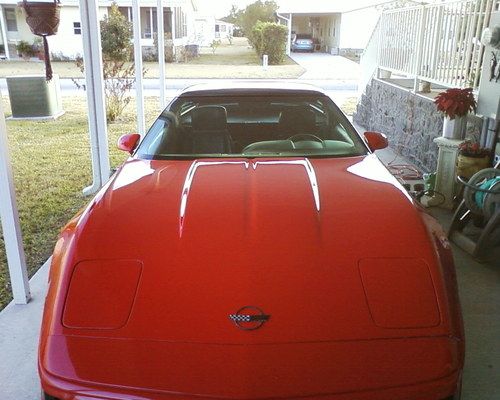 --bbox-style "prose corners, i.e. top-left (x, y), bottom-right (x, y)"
top-left (379, 69), bottom-right (391, 79)
top-left (456, 154), bottom-right (490, 179)
top-left (443, 115), bottom-right (467, 139)
top-left (23, 0), bottom-right (61, 36)
top-left (419, 80), bottom-right (431, 93)
top-left (22, 0), bottom-right (61, 81)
